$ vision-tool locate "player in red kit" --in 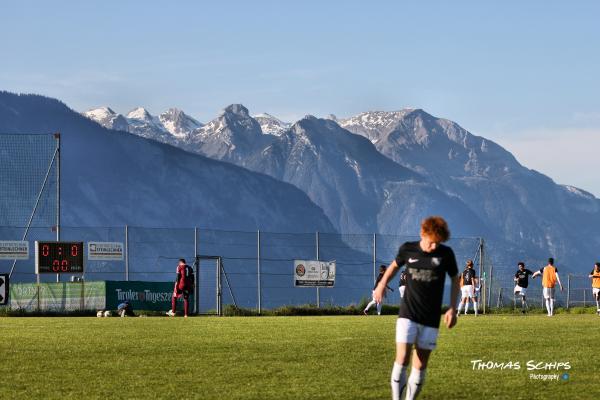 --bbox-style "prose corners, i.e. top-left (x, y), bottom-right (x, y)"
top-left (166, 258), bottom-right (195, 317)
